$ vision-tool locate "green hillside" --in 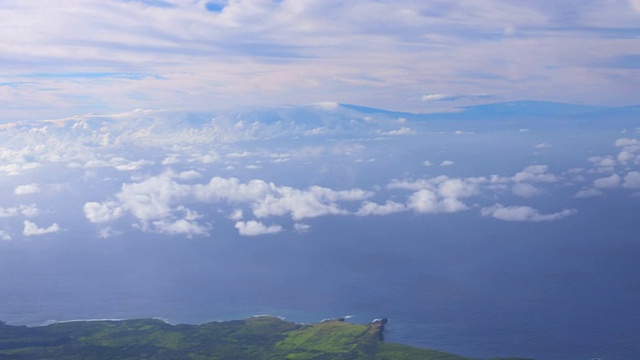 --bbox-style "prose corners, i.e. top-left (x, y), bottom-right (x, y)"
top-left (0, 317), bottom-right (531, 359)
